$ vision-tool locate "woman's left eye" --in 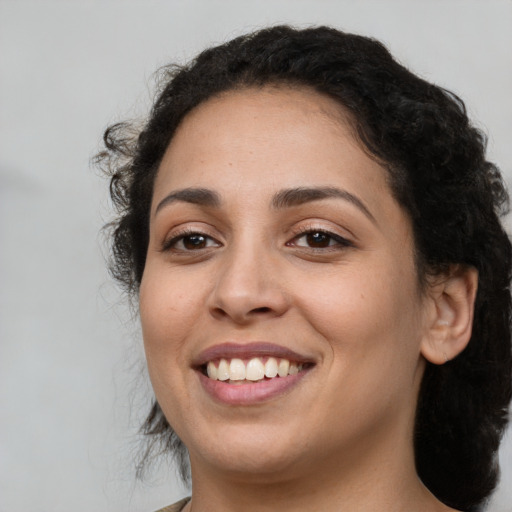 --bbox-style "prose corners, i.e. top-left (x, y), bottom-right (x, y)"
top-left (288, 230), bottom-right (351, 249)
